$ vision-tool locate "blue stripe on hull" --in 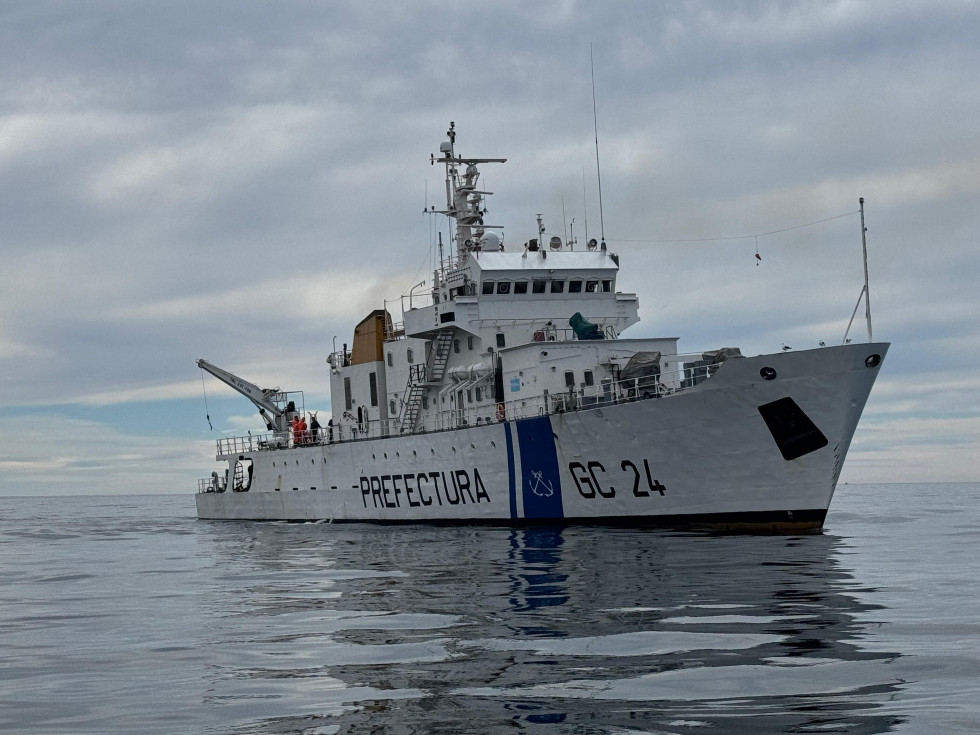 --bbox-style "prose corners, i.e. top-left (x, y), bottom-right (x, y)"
top-left (504, 421), bottom-right (517, 519)
top-left (515, 415), bottom-right (564, 519)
